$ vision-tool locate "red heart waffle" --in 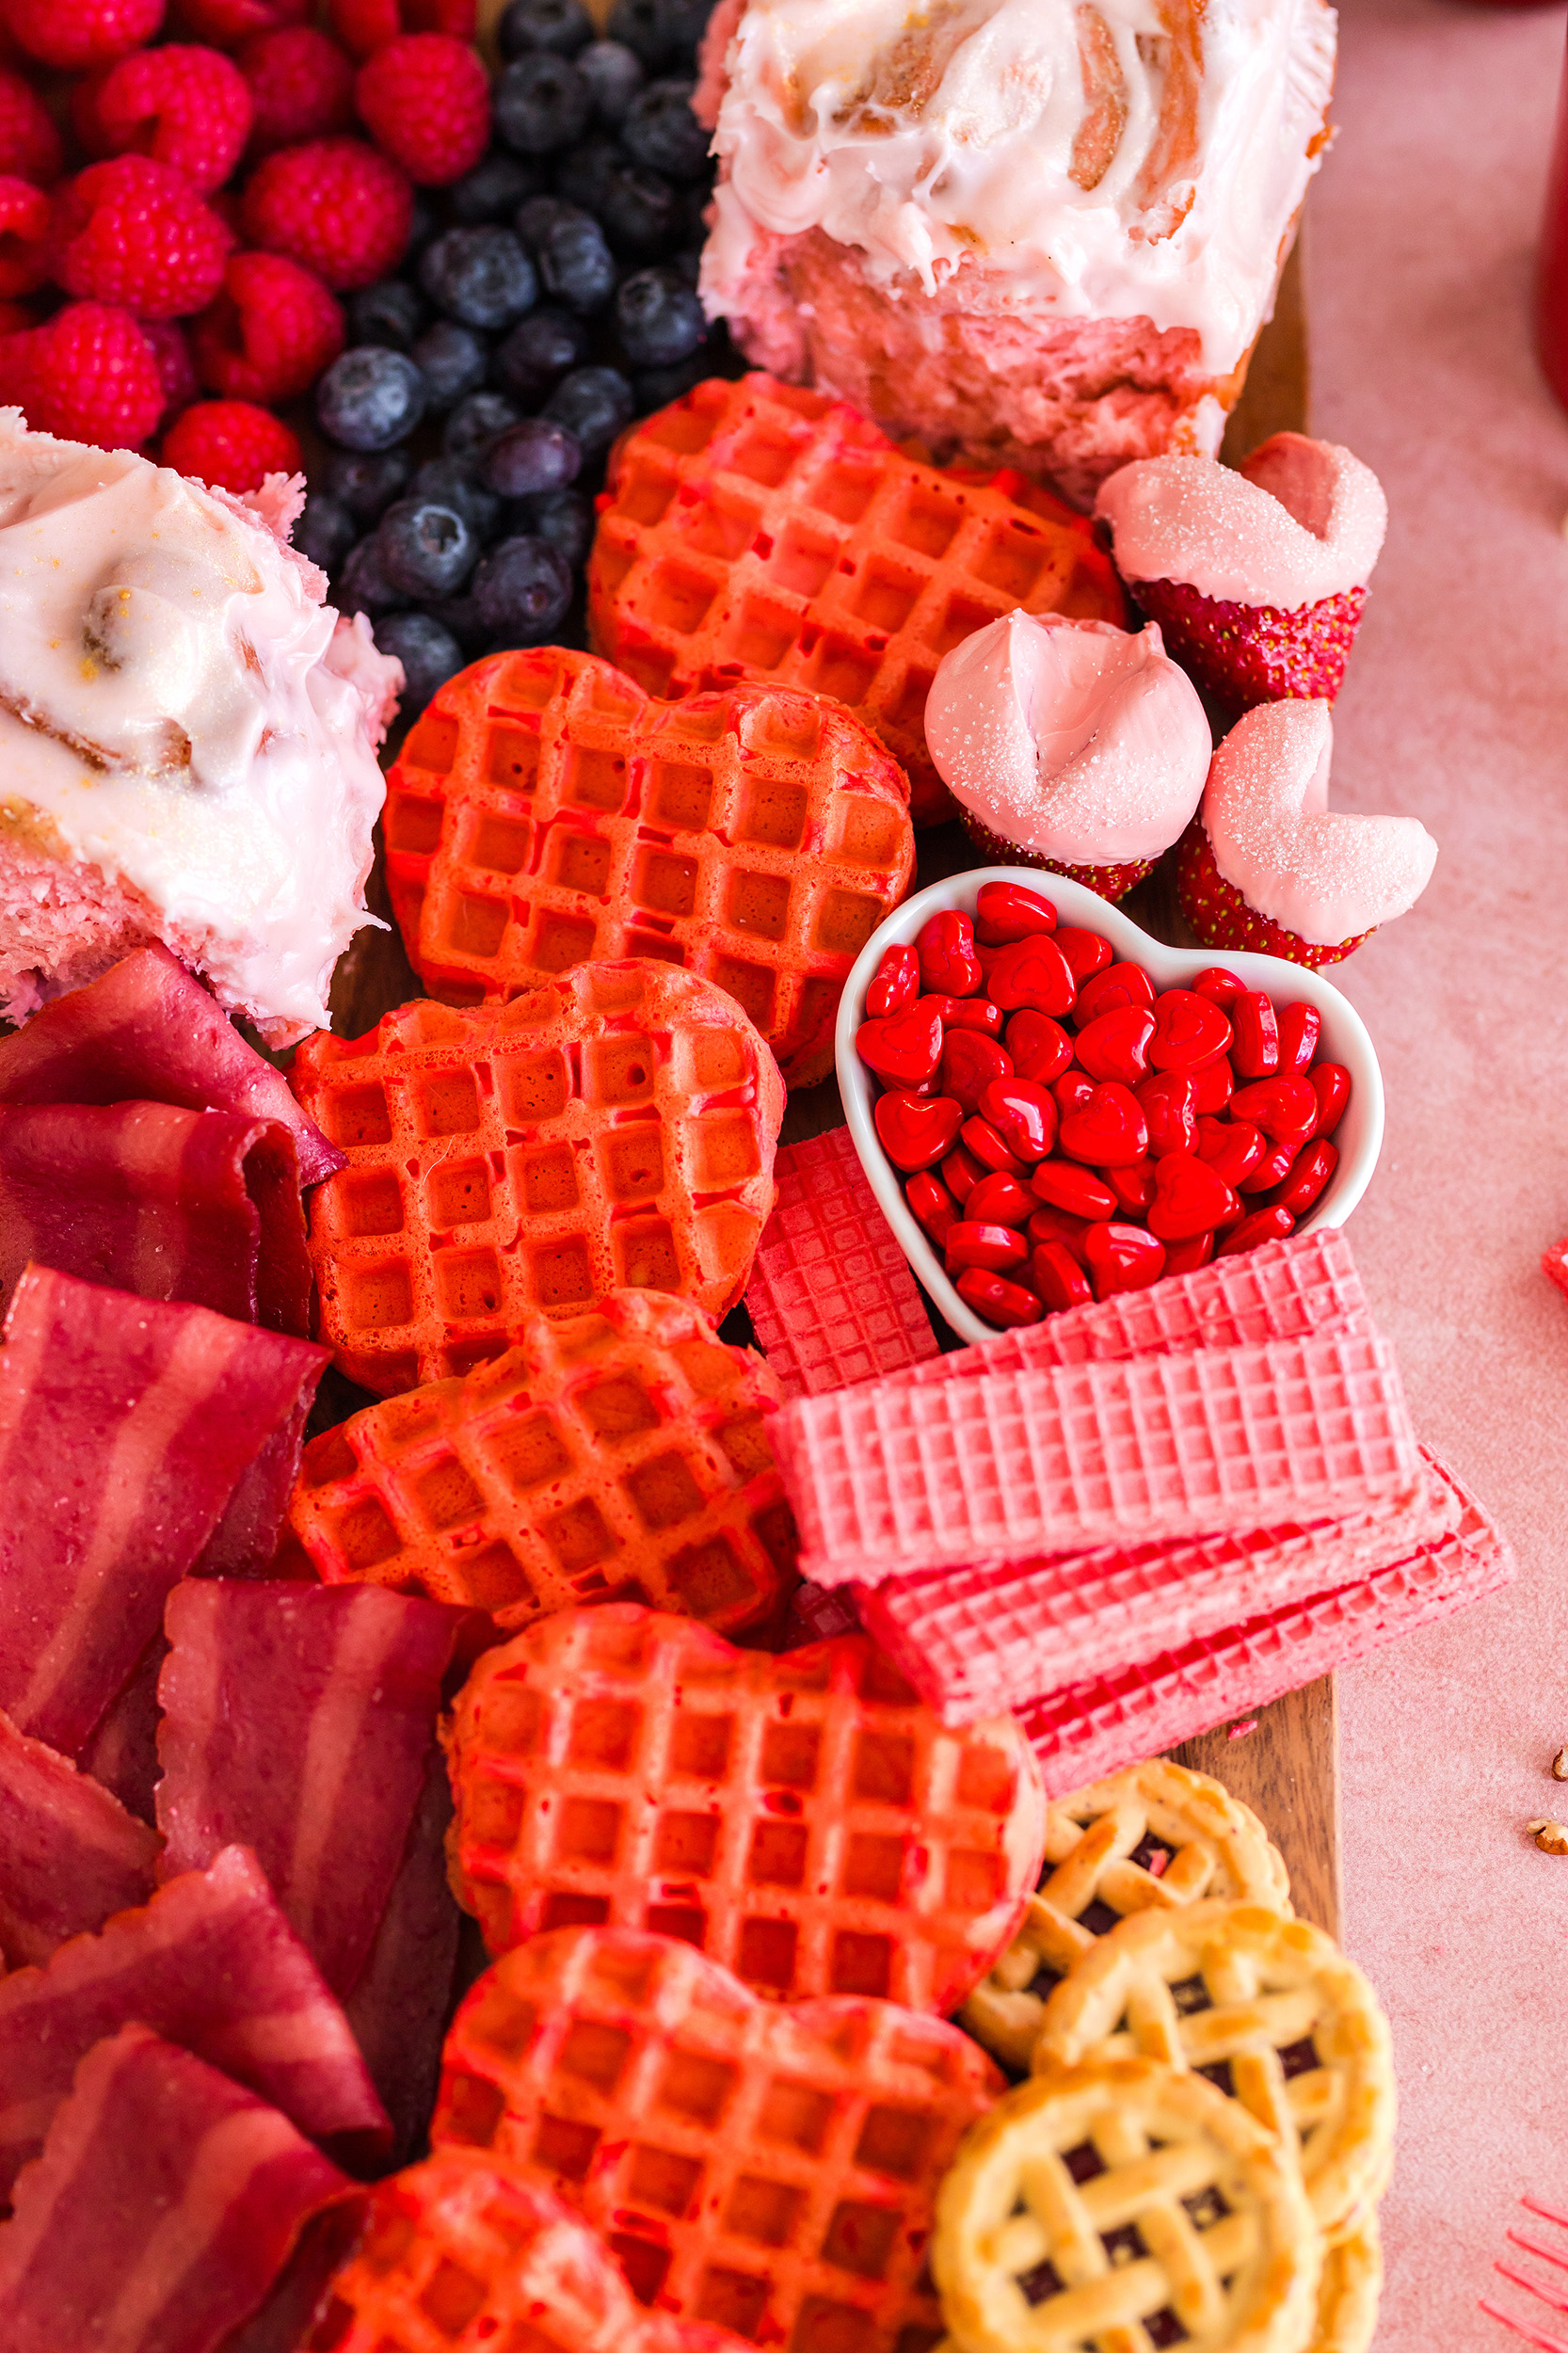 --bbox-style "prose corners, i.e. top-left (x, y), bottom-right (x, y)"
top-left (587, 374), bottom-right (1128, 828)
top-left (286, 1294), bottom-right (796, 1639)
top-left (443, 1603), bottom-right (1046, 2009)
top-left (302, 2148), bottom-right (751, 2353)
top-left (430, 1924), bottom-right (1003, 2350)
top-left (382, 648), bottom-right (915, 1090)
top-left (289, 962), bottom-right (784, 1396)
